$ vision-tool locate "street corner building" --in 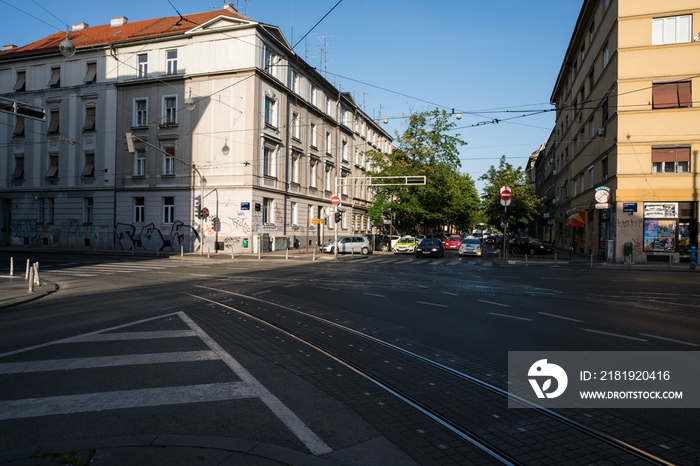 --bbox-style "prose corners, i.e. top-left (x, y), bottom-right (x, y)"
top-left (531, 0), bottom-right (700, 263)
top-left (0, 5), bottom-right (392, 254)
